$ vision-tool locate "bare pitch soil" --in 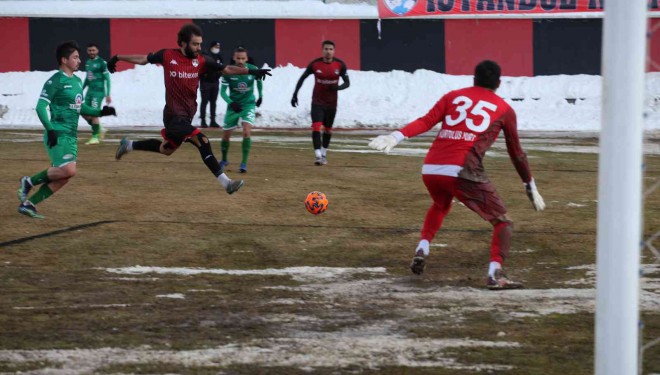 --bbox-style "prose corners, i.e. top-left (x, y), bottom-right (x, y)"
top-left (0, 129), bottom-right (658, 374)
